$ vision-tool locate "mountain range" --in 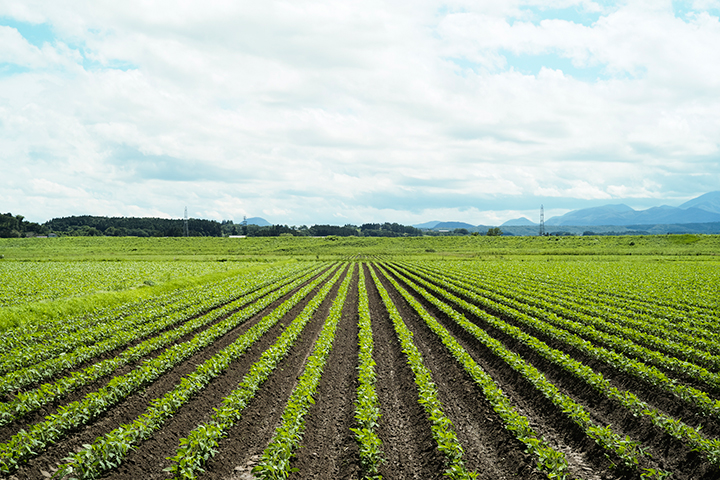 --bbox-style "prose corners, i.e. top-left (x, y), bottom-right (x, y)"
top-left (414, 191), bottom-right (720, 233)
top-left (252, 192), bottom-right (720, 232)
top-left (545, 191), bottom-right (720, 226)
